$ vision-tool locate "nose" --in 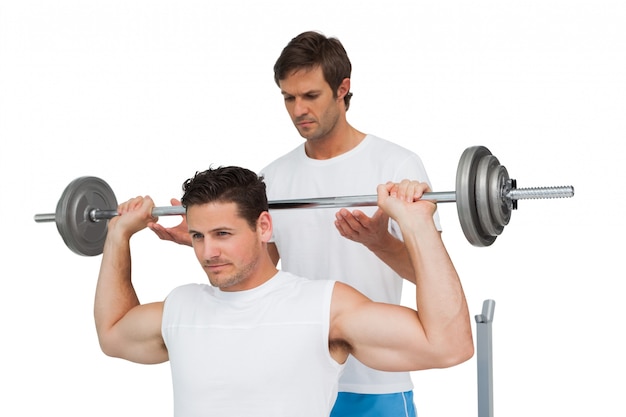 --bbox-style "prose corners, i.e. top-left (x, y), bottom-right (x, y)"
top-left (292, 97), bottom-right (308, 118)
top-left (197, 239), bottom-right (221, 262)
